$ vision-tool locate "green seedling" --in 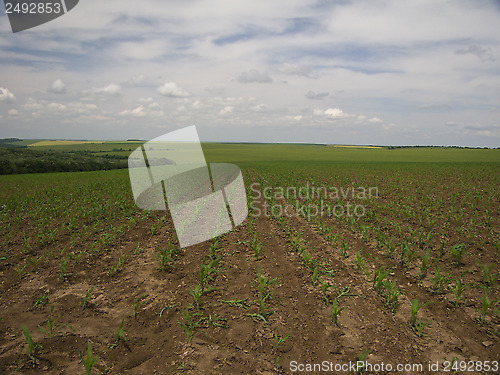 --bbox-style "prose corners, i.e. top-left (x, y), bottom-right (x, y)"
top-left (79, 341), bottom-right (99, 375)
top-left (477, 262), bottom-right (496, 286)
top-left (340, 240), bottom-right (349, 259)
top-left (246, 313), bottom-right (268, 323)
top-left (354, 251), bottom-right (365, 273)
top-left (453, 277), bottom-right (467, 307)
top-left (357, 349), bottom-right (370, 375)
top-left (410, 298), bottom-right (432, 337)
top-left (205, 314), bottom-right (228, 328)
top-left (110, 318), bottom-right (128, 347)
top-left (274, 331), bottom-right (290, 349)
top-left (256, 268), bottom-right (278, 297)
top-left (28, 255), bottom-right (44, 269)
top-left (82, 287), bottom-right (94, 309)
top-left (190, 285), bottom-right (203, 310)
top-left (219, 297), bottom-right (251, 309)
top-left (15, 263), bottom-right (27, 280)
top-left (159, 304), bottom-right (179, 317)
top-left (249, 235), bottom-right (263, 259)
top-left (59, 254), bottom-right (73, 280)
top-left (372, 266), bottom-right (389, 294)
top-left (320, 280), bottom-right (333, 305)
top-left (419, 248), bottom-right (431, 279)
top-left (22, 325), bottom-right (41, 366)
top-left (155, 244), bottom-right (176, 271)
top-left (208, 238), bottom-right (219, 259)
top-left (38, 305), bottom-right (74, 338)
top-left (331, 298), bottom-right (347, 327)
top-left (383, 278), bottom-right (402, 313)
top-left (33, 295), bottom-right (49, 308)
top-left (132, 298), bottom-right (146, 317)
top-left (477, 292), bottom-right (498, 324)
top-left (178, 310), bottom-right (202, 341)
top-left (450, 243), bottom-right (466, 265)
top-left (311, 264), bottom-right (320, 286)
top-left (431, 267), bottom-right (451, 295)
